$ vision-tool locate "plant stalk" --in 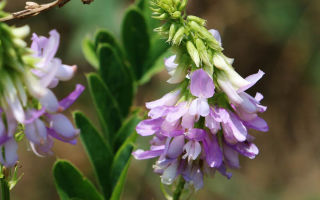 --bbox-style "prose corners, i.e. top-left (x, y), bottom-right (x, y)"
top-left (0, 178), bottom-right (10, 200)
top-left (173, 177), bottom-right (185, 200)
